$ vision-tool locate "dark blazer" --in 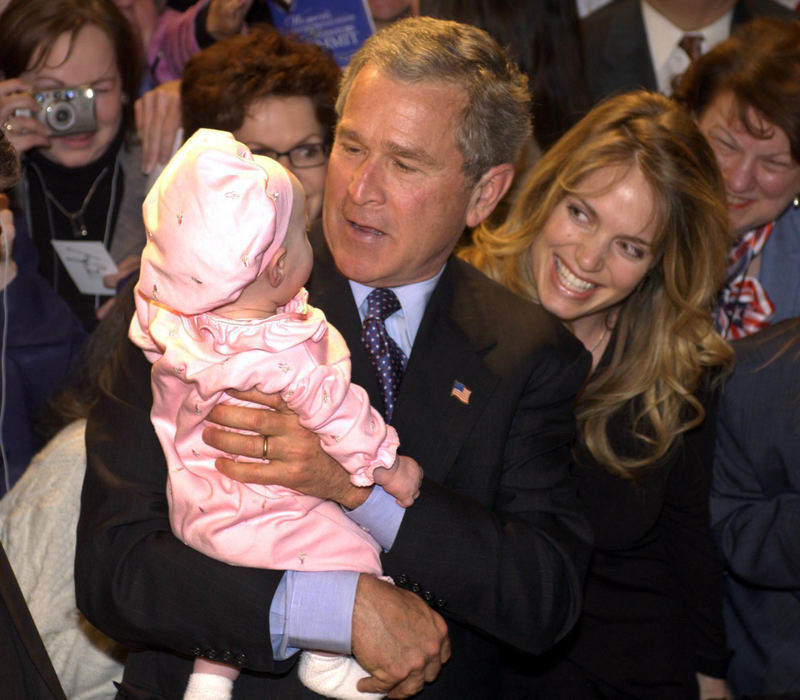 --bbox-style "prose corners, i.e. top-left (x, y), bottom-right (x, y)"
top-left (582, 0), bottom-right (798, 104)
top-left (0, 542), bottom-right (66, 700)
top-left (710, 319), bottom-right (800, 695)
top-left (76, 226), bottom-right (592, 698)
